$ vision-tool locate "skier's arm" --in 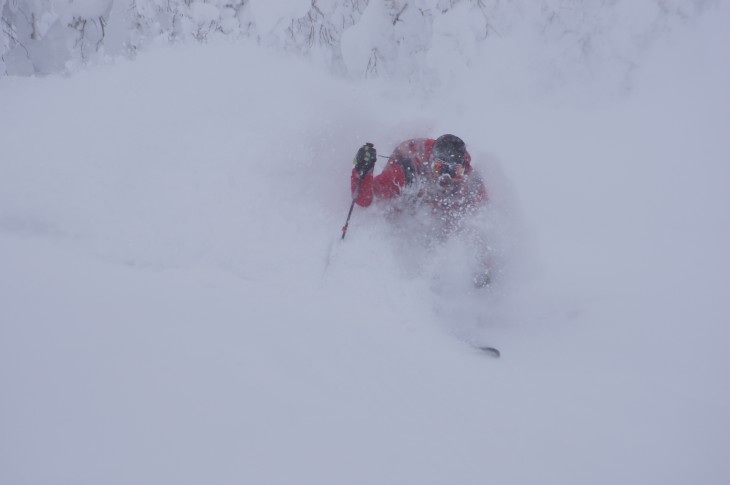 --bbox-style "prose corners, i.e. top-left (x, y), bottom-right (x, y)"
top-left (351, 143), bottom-right (377, 207)
top-left (351, 169), bottom-right (374, 206)
top-left (465, 168), bottom-right (489, 208)
top-left (351, 161), bottom-right (405, 207)
top-left (462, 149), bottom-right (488, 206)
top-left (351, 144), bottom-right (406, 207)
